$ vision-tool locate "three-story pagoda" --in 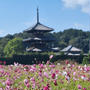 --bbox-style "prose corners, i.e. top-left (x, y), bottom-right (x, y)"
top-left (23, 8), bottom-right (55, 52)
